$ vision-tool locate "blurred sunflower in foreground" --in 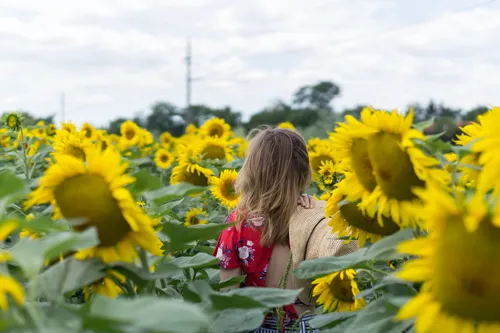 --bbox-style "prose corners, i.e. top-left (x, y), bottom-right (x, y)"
top-left (25, 150), bottom-right (164, 263)
top-left (396, 185), bottom-right (500, 333)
